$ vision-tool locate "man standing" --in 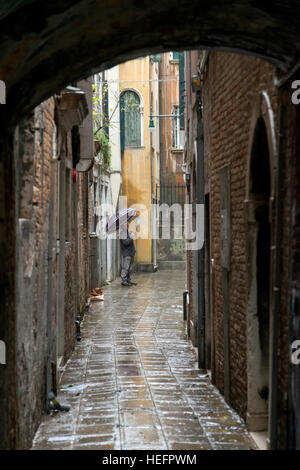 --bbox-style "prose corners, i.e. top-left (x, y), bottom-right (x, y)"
top-left (120, 226), bottom-right (137, 286)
